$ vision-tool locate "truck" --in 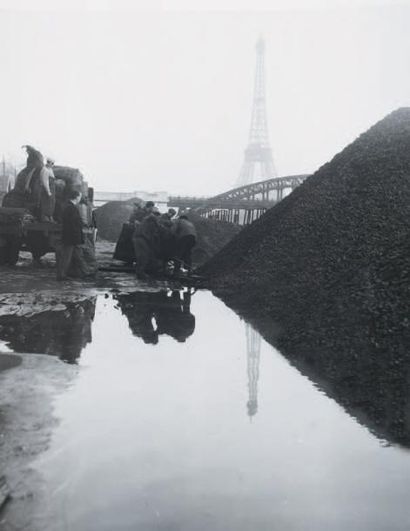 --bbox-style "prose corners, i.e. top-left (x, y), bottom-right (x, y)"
top-left (0, 165), bottom-right (96, 266)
